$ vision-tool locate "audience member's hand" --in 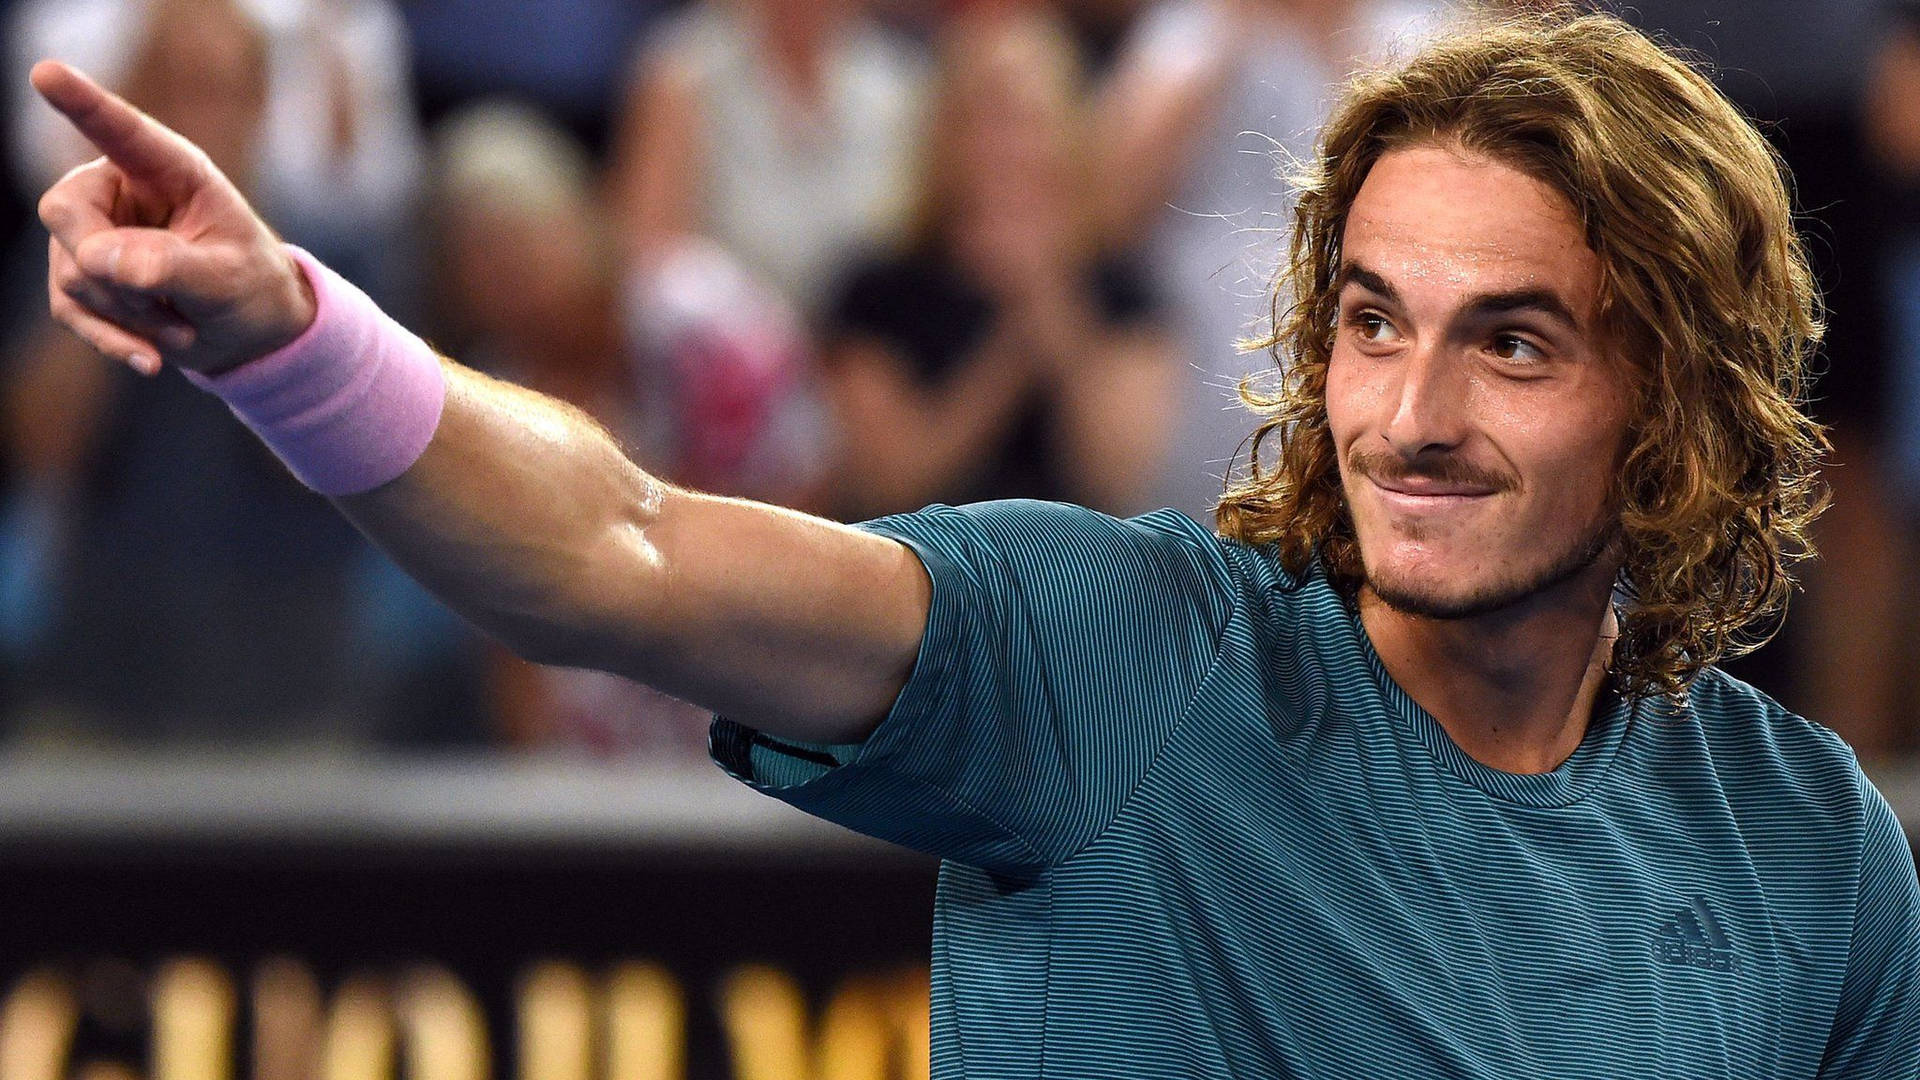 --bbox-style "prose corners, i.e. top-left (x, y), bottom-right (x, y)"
top-left (31, 60), bottom-right (314, 377)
